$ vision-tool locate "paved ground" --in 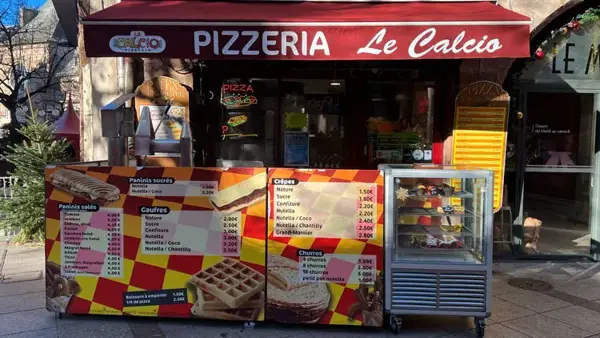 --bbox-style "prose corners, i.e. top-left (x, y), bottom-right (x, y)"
top-left (1, 239), bottom-right (600, 338)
